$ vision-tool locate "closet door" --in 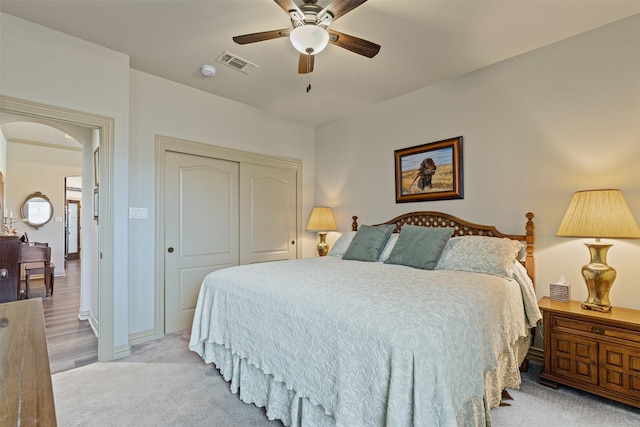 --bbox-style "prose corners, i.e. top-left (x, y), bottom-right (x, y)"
top-left (164, 151), bottom-right (239, 333)
top-left (239, 163), bottom-right (297, 264)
